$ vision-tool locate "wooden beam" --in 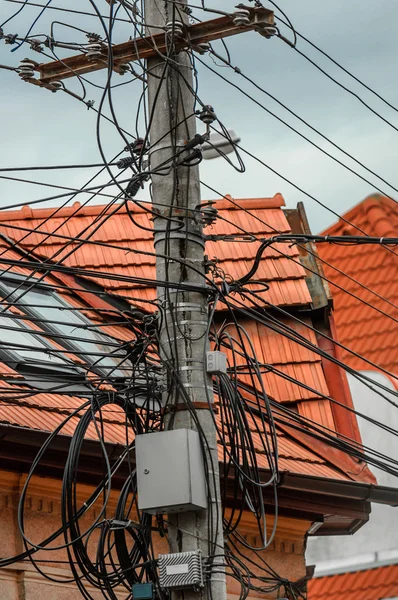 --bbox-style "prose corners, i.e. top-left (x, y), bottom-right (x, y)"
top-left (33, 7), bottom-right (274, 85)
